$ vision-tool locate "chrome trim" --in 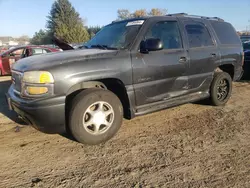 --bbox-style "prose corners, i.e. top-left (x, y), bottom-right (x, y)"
top-left (11, 70), bottom-right (23, 76)
top-left (13, 89), bottom-right (21, 95)
top-left (11, 70), bottom-right (23, 94)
